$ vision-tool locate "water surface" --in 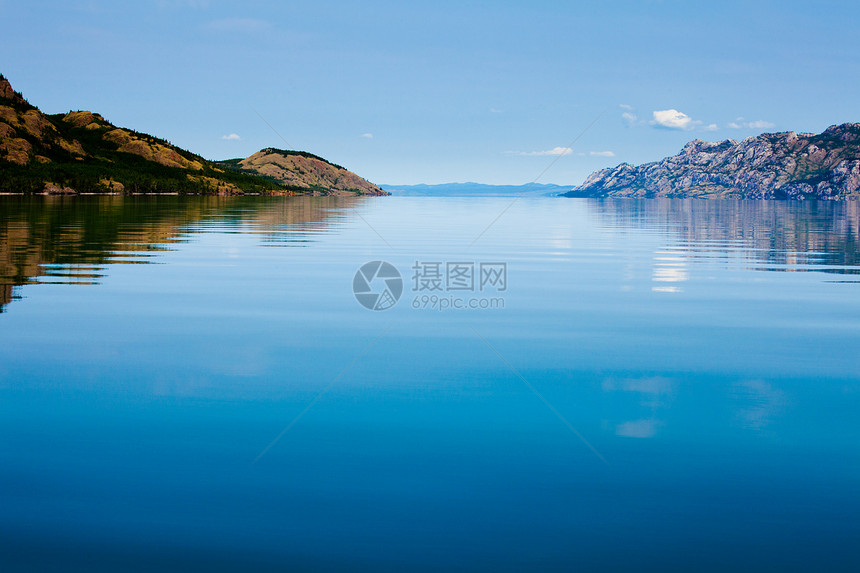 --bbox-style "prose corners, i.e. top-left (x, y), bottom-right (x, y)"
top-left (1, 196), bottom-right (858, 571)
